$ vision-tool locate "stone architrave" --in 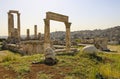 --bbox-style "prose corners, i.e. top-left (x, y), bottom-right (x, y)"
top-left (46, 12), bottom-right (68, 22)
top-left (44, 12), bottom-right (71, 52)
